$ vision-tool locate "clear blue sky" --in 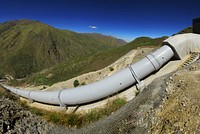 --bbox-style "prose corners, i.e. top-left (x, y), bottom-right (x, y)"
top-left (0, 0), bottom-right (200, 42)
